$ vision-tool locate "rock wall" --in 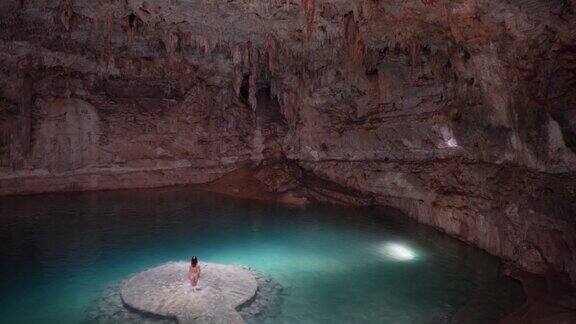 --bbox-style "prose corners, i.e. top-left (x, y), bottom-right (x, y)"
top-left (0, 0), bottom-right (575, 284)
